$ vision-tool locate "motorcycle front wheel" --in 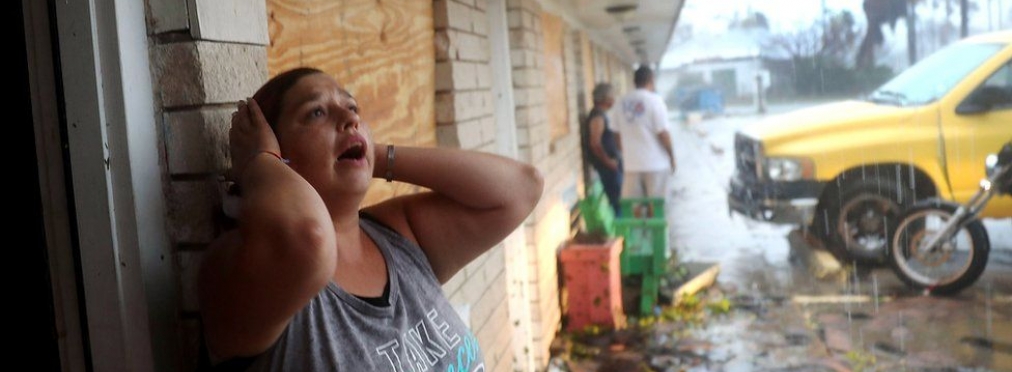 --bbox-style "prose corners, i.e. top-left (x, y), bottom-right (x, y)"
top-left (890, 200), bottom-right (990, 295)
